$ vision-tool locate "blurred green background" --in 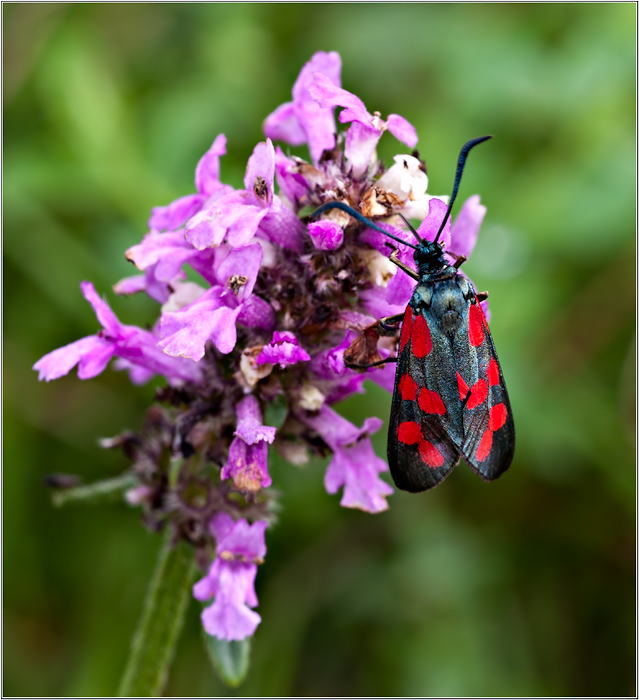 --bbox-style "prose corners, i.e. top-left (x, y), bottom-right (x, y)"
top-left (4, 3), bottom-right (635, 696)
